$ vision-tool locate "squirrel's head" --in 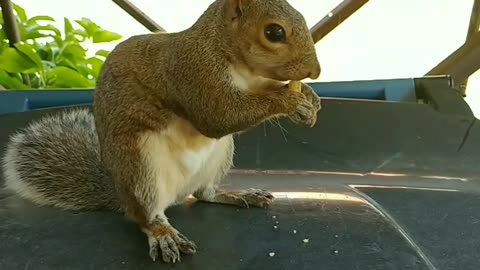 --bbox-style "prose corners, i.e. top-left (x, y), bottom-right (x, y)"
top-left (223, 0), bottom-right (321, 81)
